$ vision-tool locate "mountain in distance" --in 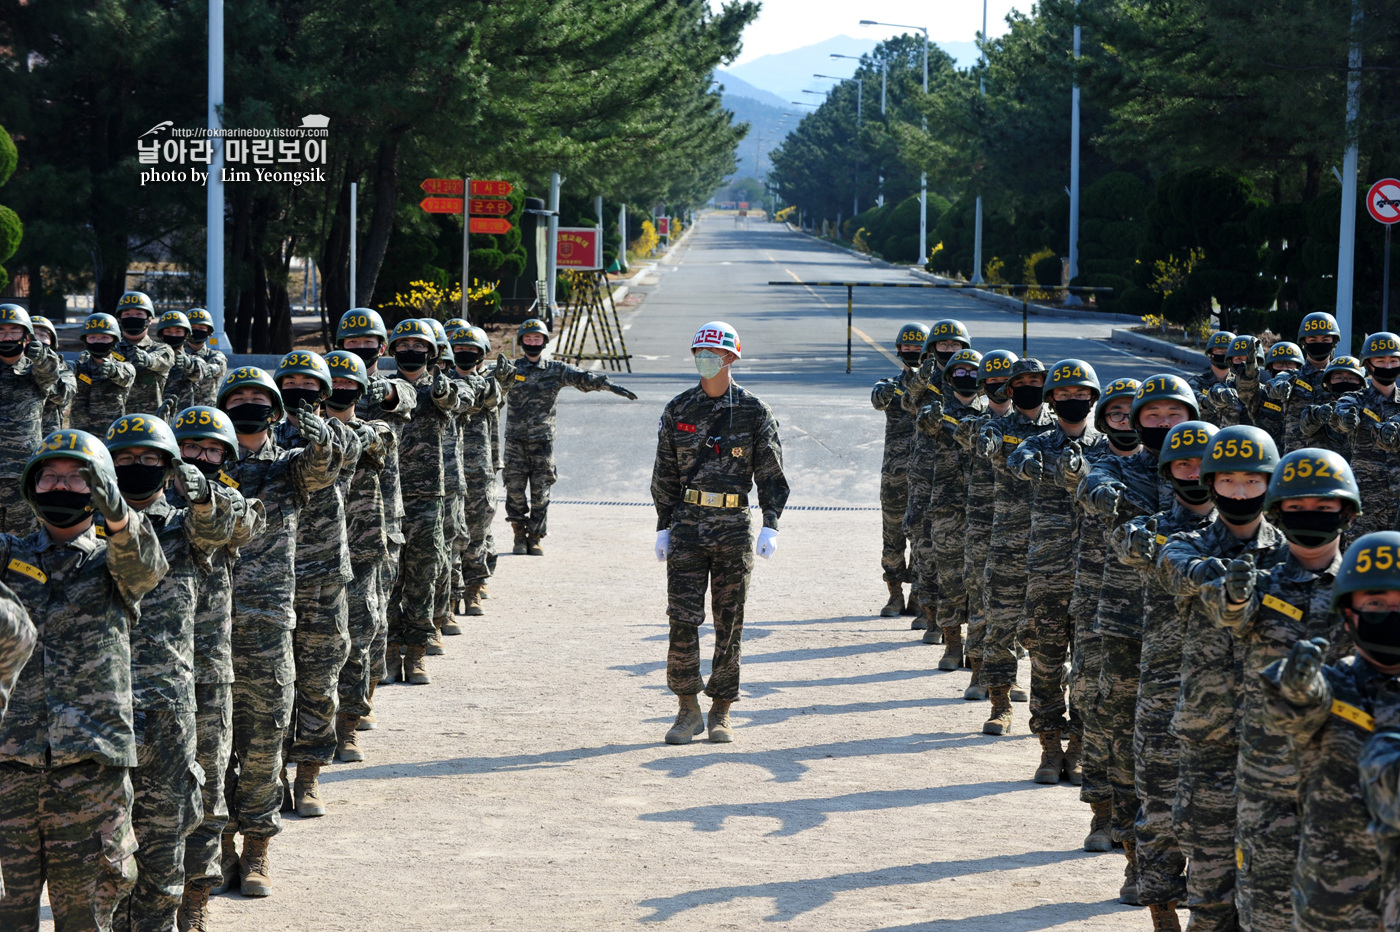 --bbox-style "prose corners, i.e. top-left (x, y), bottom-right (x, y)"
top-left (715, 78), bottom-right (790, 180)
top-left (713, 70), bottom-right (787, 110)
